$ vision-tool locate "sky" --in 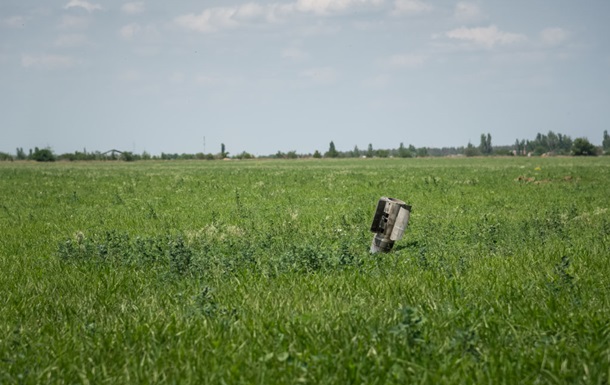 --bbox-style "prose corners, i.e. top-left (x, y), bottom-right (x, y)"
top-left (1, 0), bottom-right (609, 156)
